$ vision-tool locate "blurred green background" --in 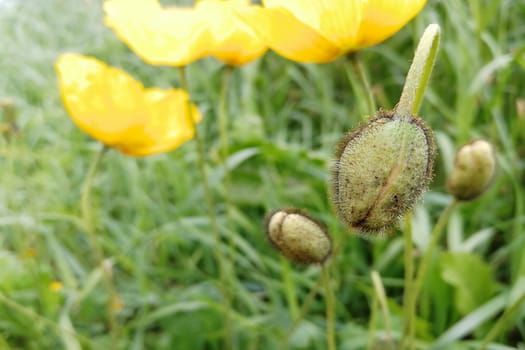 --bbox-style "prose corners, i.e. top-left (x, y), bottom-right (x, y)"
top-left (0, 0), bottom-right (524, 349)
